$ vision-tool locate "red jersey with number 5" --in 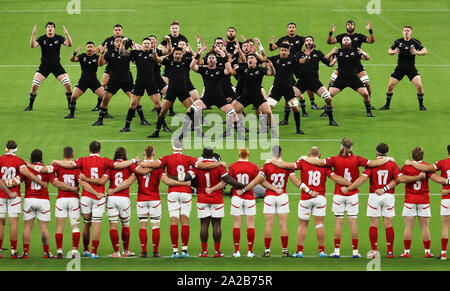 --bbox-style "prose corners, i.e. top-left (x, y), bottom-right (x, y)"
top-left (130, 163), bottom-right (165, 202)
top-left (259, 163), bottom-right (294, 197)
top-left (49, 163), bottom-right (80, 199)
top-left (193, 160), bottom-right (228, 204)
top-left (363, 159), bottom-right (403, 194)
top-left (295, 159), bottom-right (334, 199)
top-left (228, 160), bottom-right (259, 200)
top-left (24, 164), bottom-right (50, 200)
top-left (434, 158), bottom-right (450, 199)
top-left (401, 162), bottom-right (433, 204)
top-left (106, 160), bottom-right (133, 197)
top-left (325, 155), bottom-right (369, 196)
top-left (0, 153), bottom-right (27, 198)
top-left (158, 153), bottom-right (197, 194)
